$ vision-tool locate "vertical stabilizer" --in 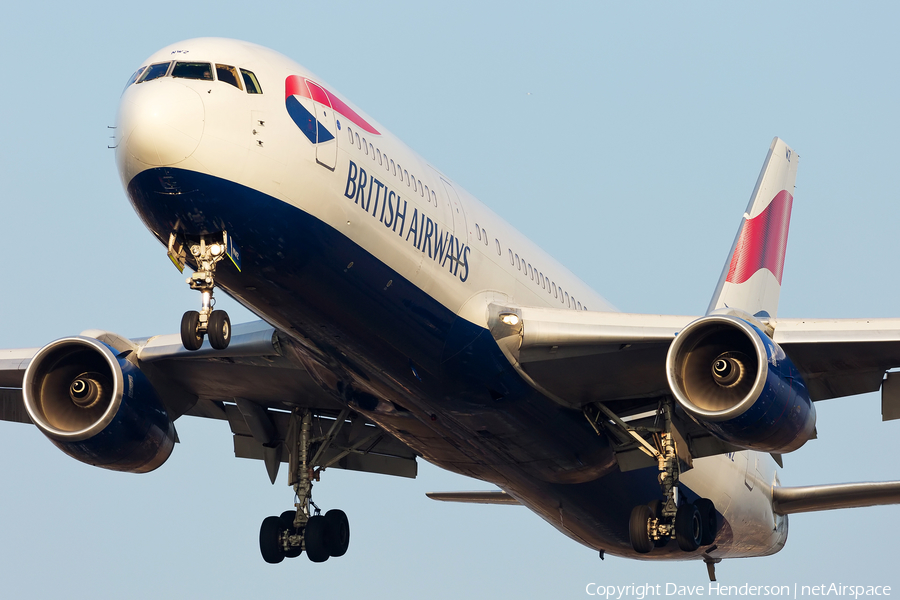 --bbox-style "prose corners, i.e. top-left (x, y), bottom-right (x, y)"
top-left (707, 137), bottom-right (798, 319)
